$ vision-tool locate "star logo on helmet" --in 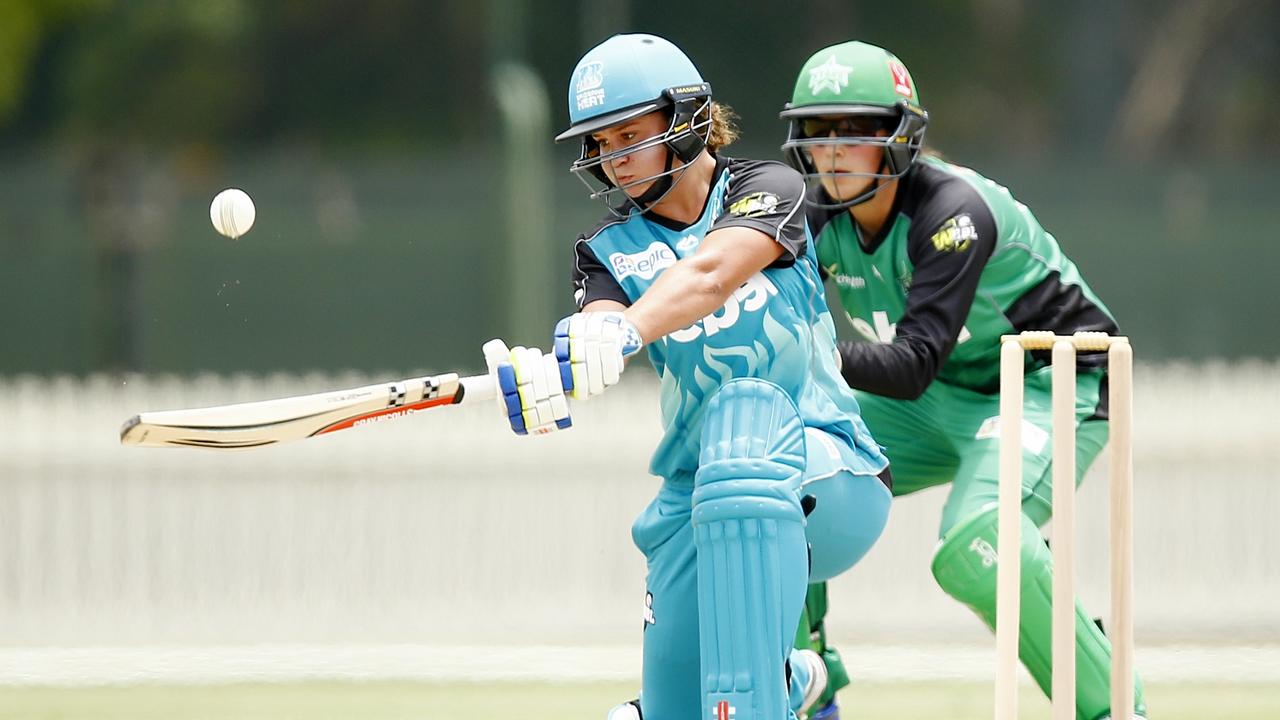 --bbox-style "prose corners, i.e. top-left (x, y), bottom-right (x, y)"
top-left (808, 55), bottom-right (853, 95)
